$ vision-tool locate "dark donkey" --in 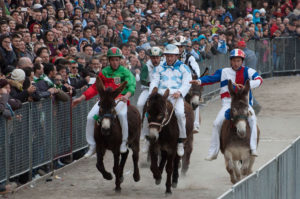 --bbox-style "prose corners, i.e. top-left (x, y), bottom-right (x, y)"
top-left (143, 88), bottom-right (194, 194)
top-left (185, 67), bottom-right (209, 110)
top-left (220, 80), bottom-right (260, 184)
top-left (94, 76), bottom-right (141, 192)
